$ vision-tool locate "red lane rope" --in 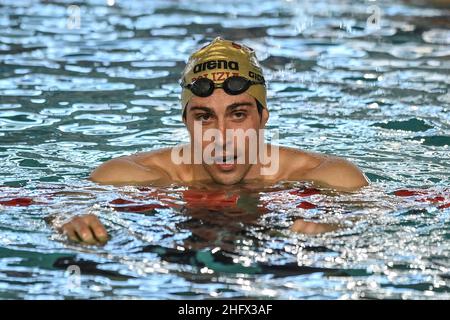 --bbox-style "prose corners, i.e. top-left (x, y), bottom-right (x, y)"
top-left (0, 197), bottom-right (33, 206)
